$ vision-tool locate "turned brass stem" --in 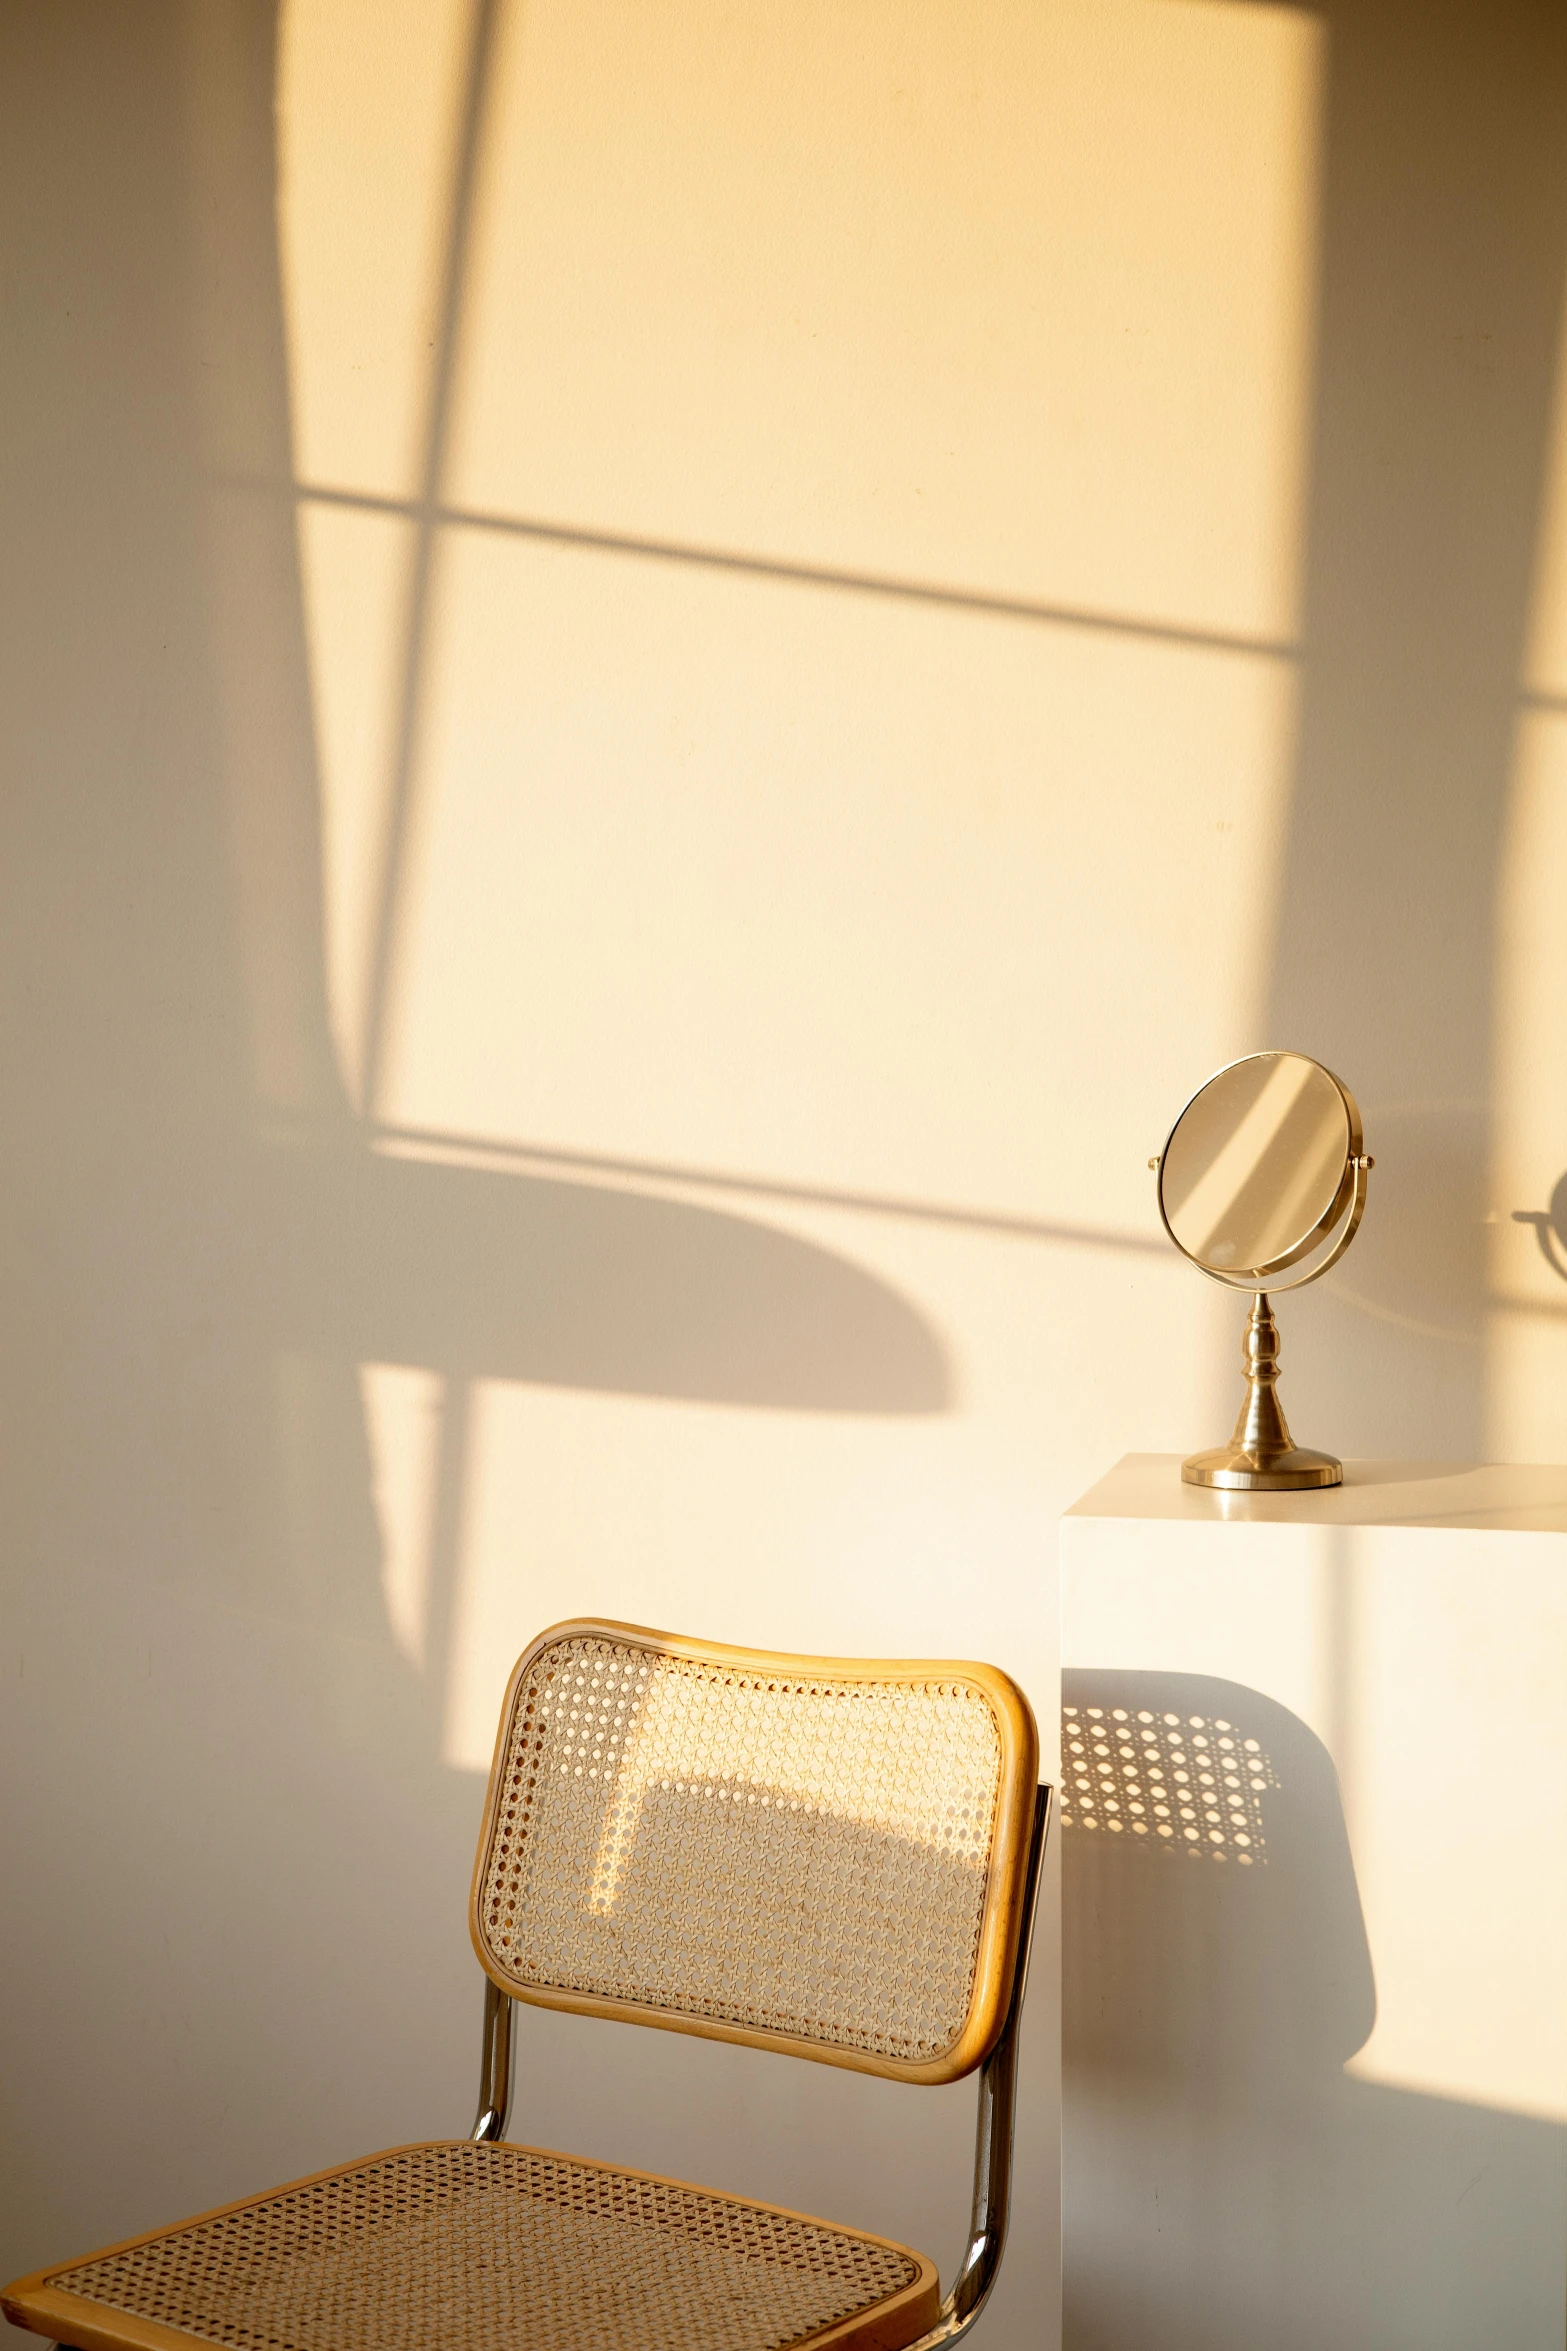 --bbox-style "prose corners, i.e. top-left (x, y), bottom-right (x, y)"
top-left (1233, 1293), bottom-right (1293, 1459)
top-left (1181, 1290), bottom-right (1342, 1492)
